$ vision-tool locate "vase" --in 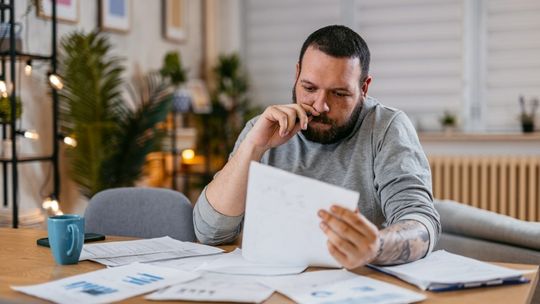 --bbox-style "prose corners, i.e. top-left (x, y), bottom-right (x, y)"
top-left (522, 122), bottom-right (535, 133)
